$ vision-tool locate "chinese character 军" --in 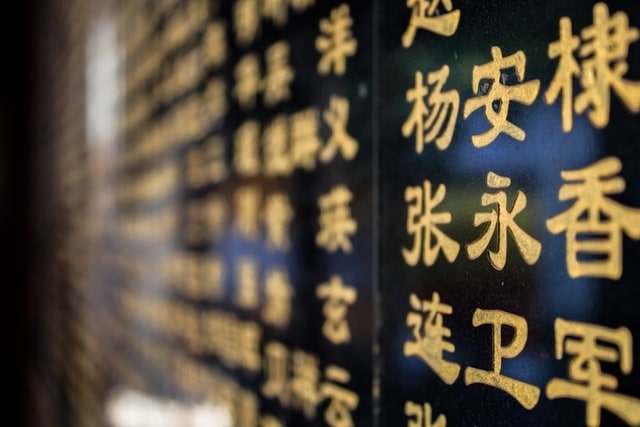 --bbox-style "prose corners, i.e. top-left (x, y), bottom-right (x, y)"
top-left (402, 66), bottom-right (459, 153)
top-left (463, 47), bottom-right (540, 147)
top-left (316, 275), bottom-right (357, 344)
top-left (546, 157), bottom-right (640, 279)
top-left (403, 180), bottom-right (459, 267)
top-left (467, 172), bottom-right (541, 270)
top-left (546, 318), bottom-right (640, 427)
top-left (464, 309), bottom-right (540, 410)
top-left (316, 185), bottom-right (358, 253)
top-left (316, 4), bottom-right (358, 76)
top-left (404, 292), bottom-right (460, 384)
